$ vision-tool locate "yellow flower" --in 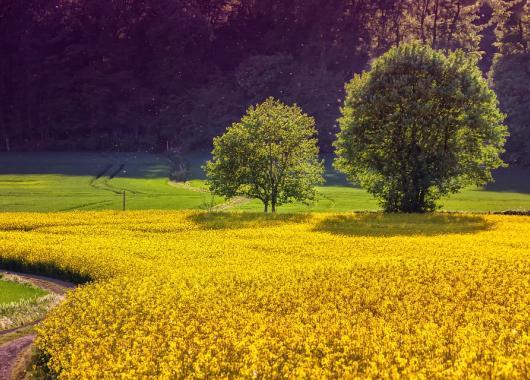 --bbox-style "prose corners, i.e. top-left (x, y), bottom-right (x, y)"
top-left (0, 211), bottom-right (528, 378)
